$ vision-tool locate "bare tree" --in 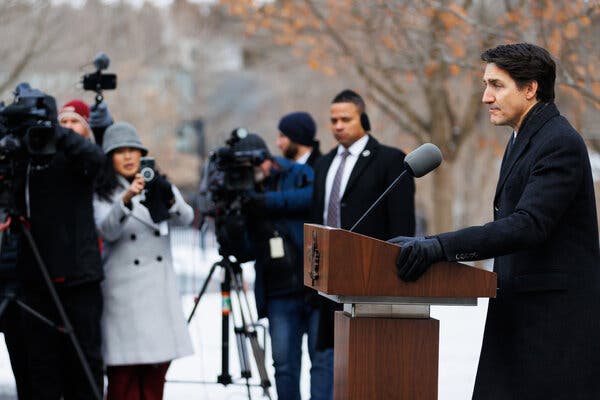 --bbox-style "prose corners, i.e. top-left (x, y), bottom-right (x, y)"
top-left (0, 0), bottom-right (54, 93)
top-left (219, 0), bottom-right (600, 232)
